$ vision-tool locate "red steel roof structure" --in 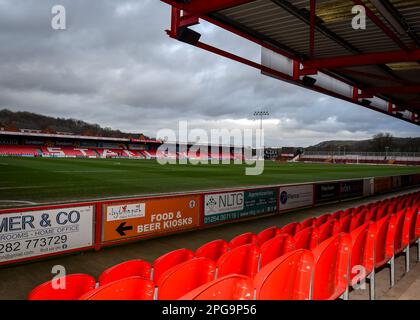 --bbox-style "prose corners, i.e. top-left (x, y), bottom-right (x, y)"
top-left (161, 0), bottom-right (420, 125)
